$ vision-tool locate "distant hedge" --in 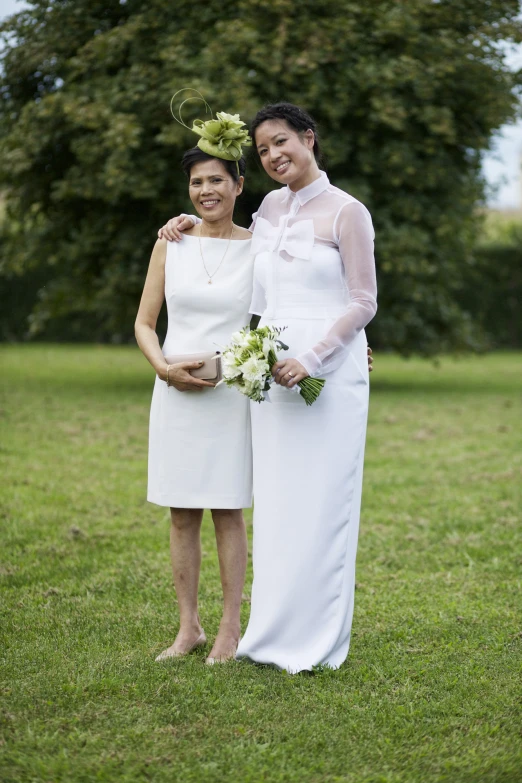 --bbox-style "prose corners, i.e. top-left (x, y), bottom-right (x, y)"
top-left (456, 219), bottom-right (522, 350)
